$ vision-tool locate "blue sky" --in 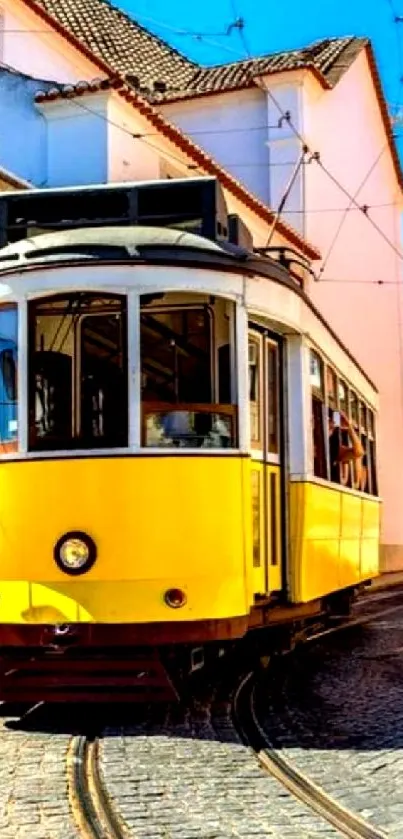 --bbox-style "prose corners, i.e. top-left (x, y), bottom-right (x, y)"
top-left (118, 0), bottom-right (403, 149)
